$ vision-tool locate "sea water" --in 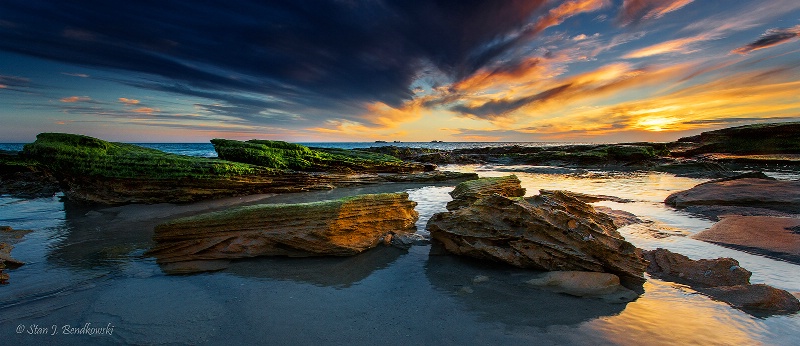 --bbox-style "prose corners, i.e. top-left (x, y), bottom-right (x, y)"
top-left (1, 144), bottom-right (799, 345)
